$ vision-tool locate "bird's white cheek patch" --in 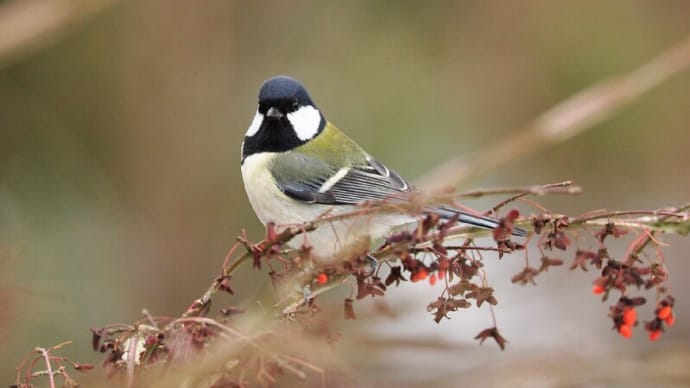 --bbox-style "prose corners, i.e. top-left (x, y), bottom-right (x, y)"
top-left (287, 106), bottom-right (321, 141)
top-left (245, 111), bottom-right (263, 137)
